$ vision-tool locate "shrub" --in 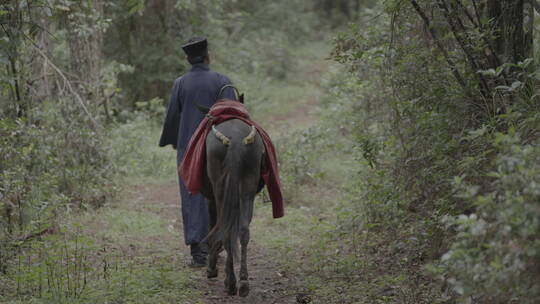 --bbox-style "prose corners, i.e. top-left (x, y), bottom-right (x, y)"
top-left (433, 131), bottom-right (540, 303)
top-left (0, 100), bottom-right (114, 276)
